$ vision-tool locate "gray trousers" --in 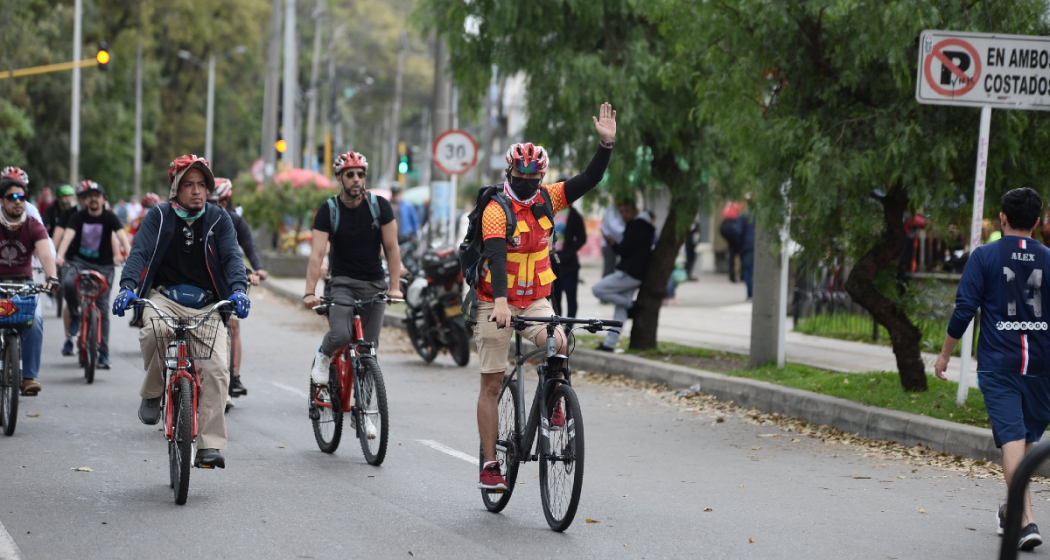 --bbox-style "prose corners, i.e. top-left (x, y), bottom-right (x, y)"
top-left (601, 245), bottom-right (618, 278)
top-left (322, 276), bottom-right (388, 355)
top-left (591, 270), bottom-right (642, 347)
